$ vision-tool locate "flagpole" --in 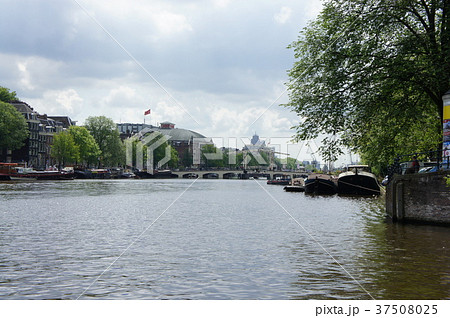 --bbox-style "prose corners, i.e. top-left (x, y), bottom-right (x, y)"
top-left (144, 108), bottom-right (151, 126)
